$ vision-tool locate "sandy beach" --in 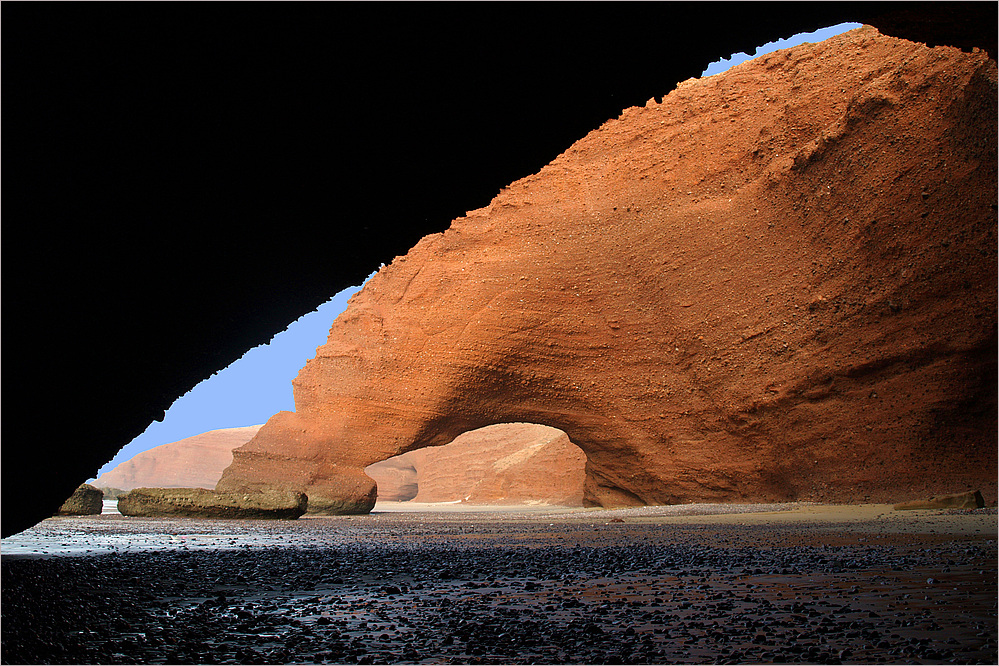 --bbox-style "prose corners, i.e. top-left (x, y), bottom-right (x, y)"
top-left (2, 503), bottom-right (996, 664)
